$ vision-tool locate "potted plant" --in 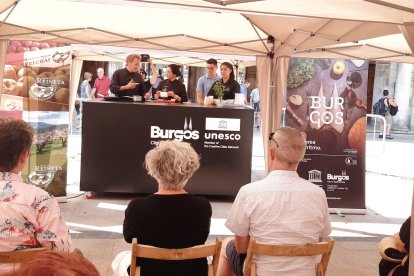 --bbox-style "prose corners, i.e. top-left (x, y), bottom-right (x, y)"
top-left (211, 81), bottom-right (229, 107)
